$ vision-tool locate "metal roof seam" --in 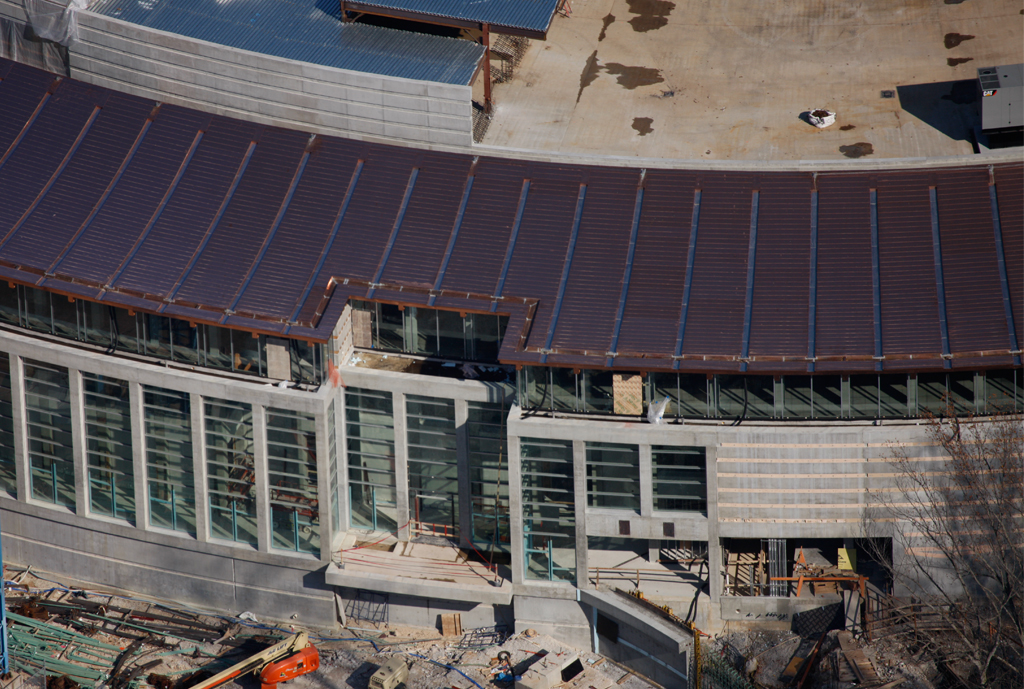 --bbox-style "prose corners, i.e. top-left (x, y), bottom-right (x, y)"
top-left (0, 79), bottom-right (60, 174)
top-left (928, 187), bottom-right (952, 370)
top-left (228, 138), bottom-right (315, 315)
top-left (606, 184), bottom-right (644, 368)
top-left (367, 167), bottom-right (420, 300)
top-left (988, 182), bottom-right (1021, 363)
top-left (672, 188), bottom-right (702, 371)
top-left (739, 189), bottom-right (759, 373)
top-left (490, 179), bottom-right (530, 312)
top-left (428, 169), bottom-right (475, 307)
top-left (0, 105), bottom-right (102, 252)
top-left (105, 130), bottom-right (205, 290)
top-left (164, 140), bottom-right (258, 305)
top-left (46, 112), bottom-right (159, 279)
top-left (870, 187), bottom-right (882, 371)
top-left (807, 189), bottom-right (818, 373)
top-left (540, 183), bottom-right (587, 365)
